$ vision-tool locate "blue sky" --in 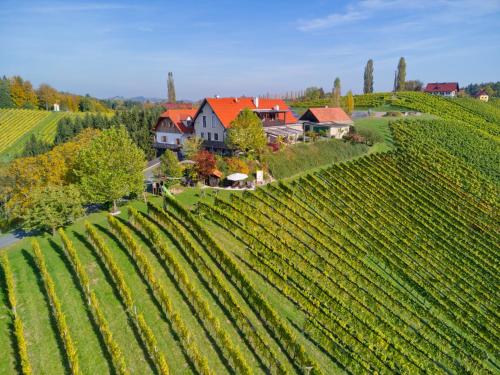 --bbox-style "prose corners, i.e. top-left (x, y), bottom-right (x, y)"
top-left (1, 0), bottom-right (499, 99)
